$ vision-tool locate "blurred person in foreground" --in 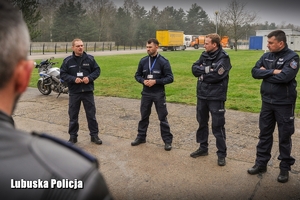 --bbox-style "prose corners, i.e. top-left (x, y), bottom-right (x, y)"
top-left (248, 30), bottom-right (299, 183)
top-left (0, 1), bottom-right (112, 199)
top-left (191, 33), bottom-right (232, 166)
top-left (131, 38), bottom-right (174, 151)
